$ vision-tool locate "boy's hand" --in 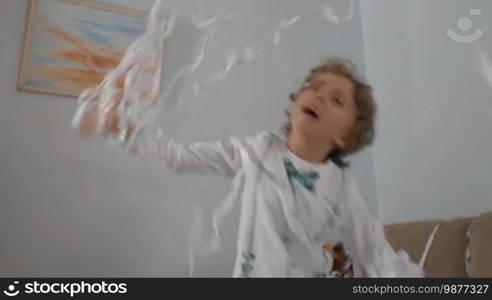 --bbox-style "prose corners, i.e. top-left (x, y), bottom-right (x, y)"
top-left (78, 94), bottom-right (121, 138)
top-left (75, 66), bottom-right (150, 141)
